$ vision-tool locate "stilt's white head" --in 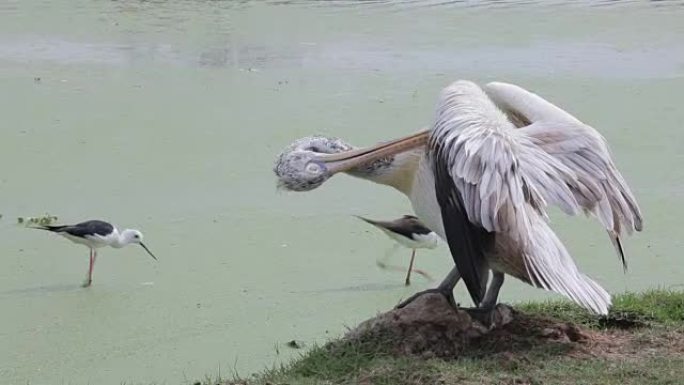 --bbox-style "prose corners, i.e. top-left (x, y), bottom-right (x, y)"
top-left (121, 229), bottom-right (143, 244)
top-left (120, 229), bottom-right (157, 260)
